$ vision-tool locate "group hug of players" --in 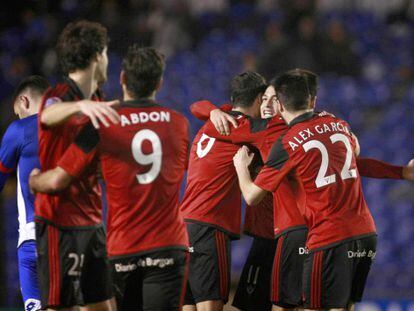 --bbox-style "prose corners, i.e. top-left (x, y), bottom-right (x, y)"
top-left (1, 19), bottom-right (414, 311)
